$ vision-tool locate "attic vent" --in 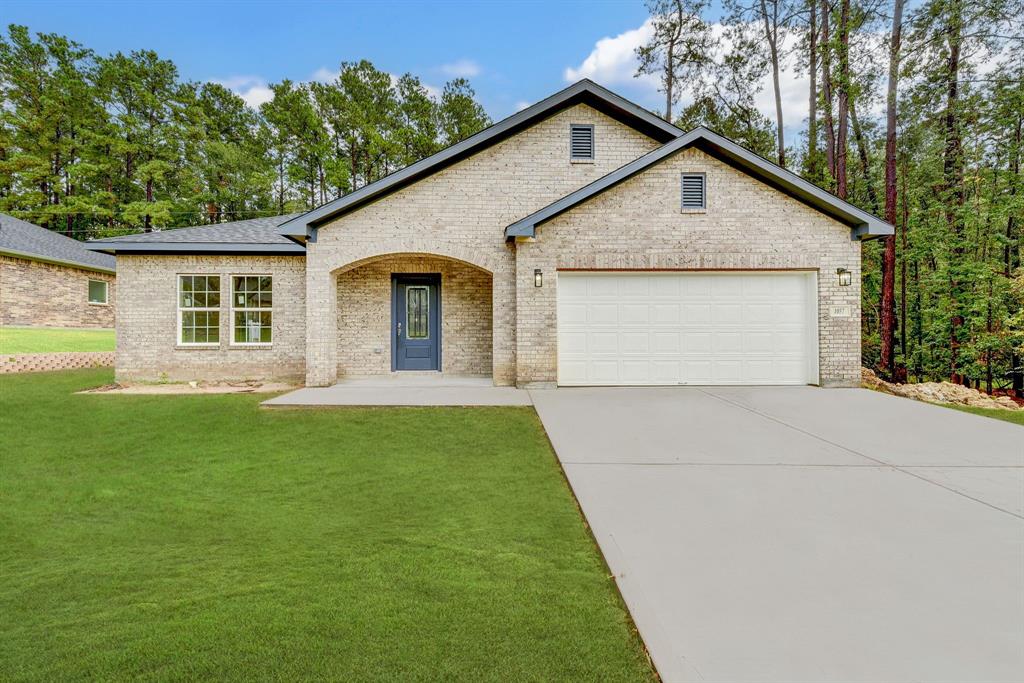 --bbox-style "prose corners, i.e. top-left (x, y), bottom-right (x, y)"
top-left (570, 124), bottom-right (594, 160)
top-left (681, 173), bottom-right (706, 209)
